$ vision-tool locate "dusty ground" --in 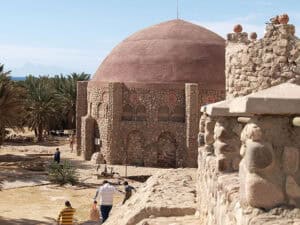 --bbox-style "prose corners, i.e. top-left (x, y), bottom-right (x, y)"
top-left (0, 139), bottom-right (169, 225)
